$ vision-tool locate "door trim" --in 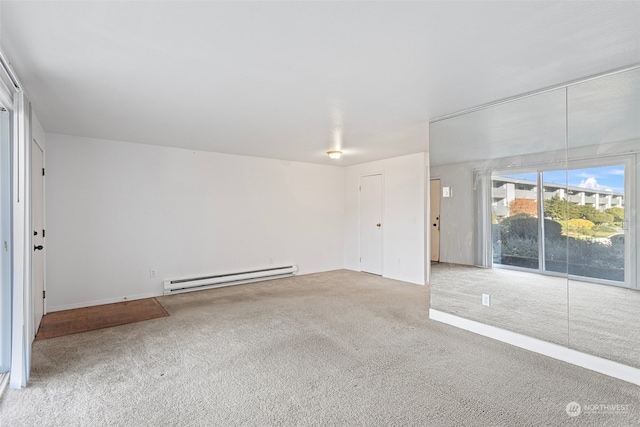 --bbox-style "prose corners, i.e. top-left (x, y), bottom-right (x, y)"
top-left (31, 137), bottom-right (45, 336)
top-left (430, 178), bottom-right (441, 262)
top-left (358, 172), bottom-right (384, 275)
